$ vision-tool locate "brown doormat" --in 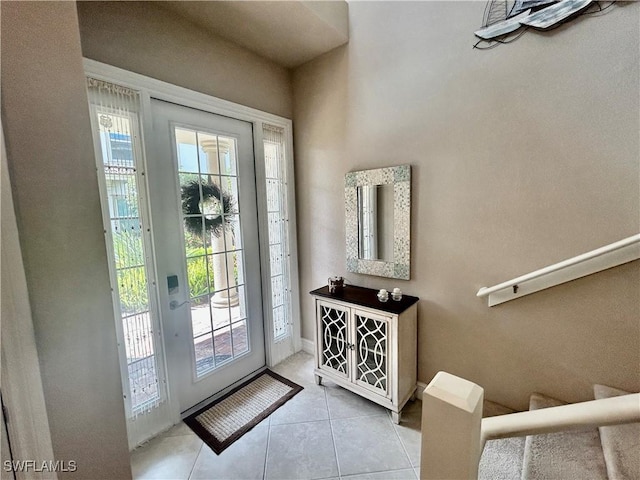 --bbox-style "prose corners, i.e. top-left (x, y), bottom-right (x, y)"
top-left (184, 369), bottom-right (303, 454)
